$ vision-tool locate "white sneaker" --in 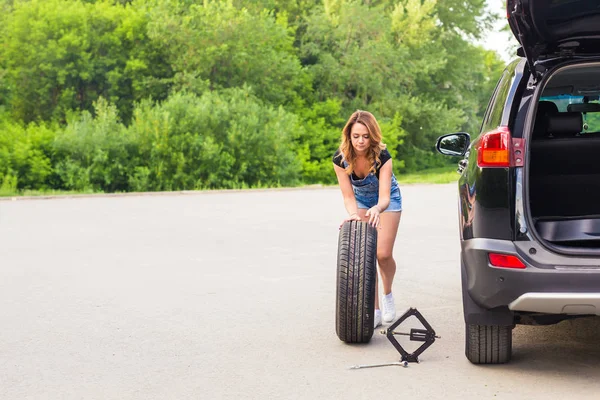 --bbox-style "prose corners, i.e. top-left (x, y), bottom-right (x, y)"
top-left (374, 309), bottom-right (382, 329)
top-left (382, 292), bottom-right (396, 323)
